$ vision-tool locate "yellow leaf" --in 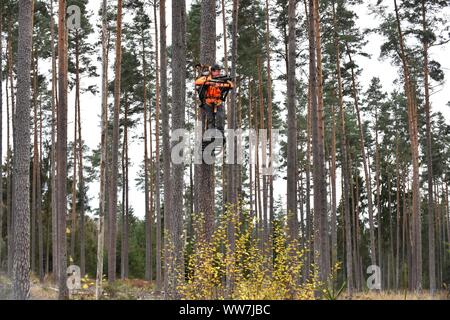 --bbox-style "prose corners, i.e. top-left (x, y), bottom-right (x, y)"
top-left (82, 284), bottom-right (89, 290)
top-left (66, 228), bottom-right (71, 234)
